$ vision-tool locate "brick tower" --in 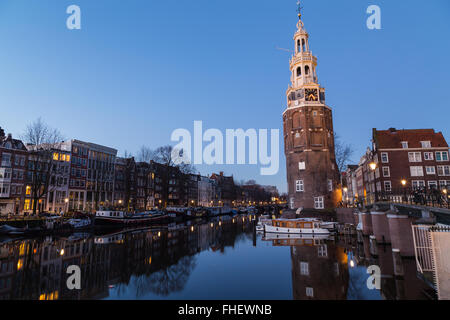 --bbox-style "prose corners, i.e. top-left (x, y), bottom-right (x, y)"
top-left (283, 3), bottom-right (340, 210)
